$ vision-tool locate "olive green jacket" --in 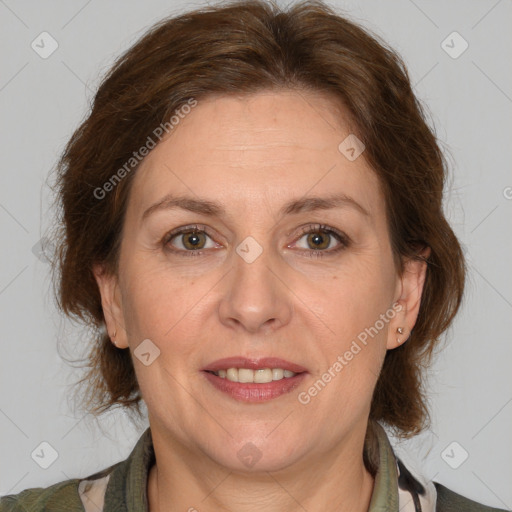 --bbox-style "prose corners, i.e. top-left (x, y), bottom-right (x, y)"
top-left (1, 422), bottom-right (508, 511)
